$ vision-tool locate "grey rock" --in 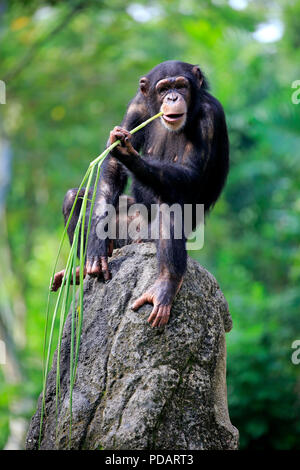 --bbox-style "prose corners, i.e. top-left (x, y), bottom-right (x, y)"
top-left (26, 242), bottom-right (239, 450)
